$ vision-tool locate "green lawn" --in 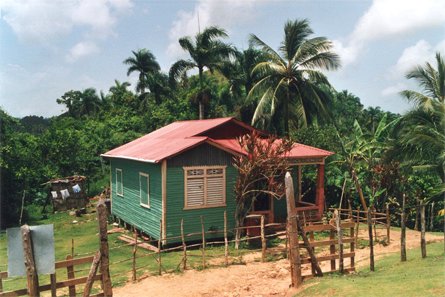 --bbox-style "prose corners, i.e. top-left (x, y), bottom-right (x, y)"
top-left (296, 241), bottom-right (445, 297)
